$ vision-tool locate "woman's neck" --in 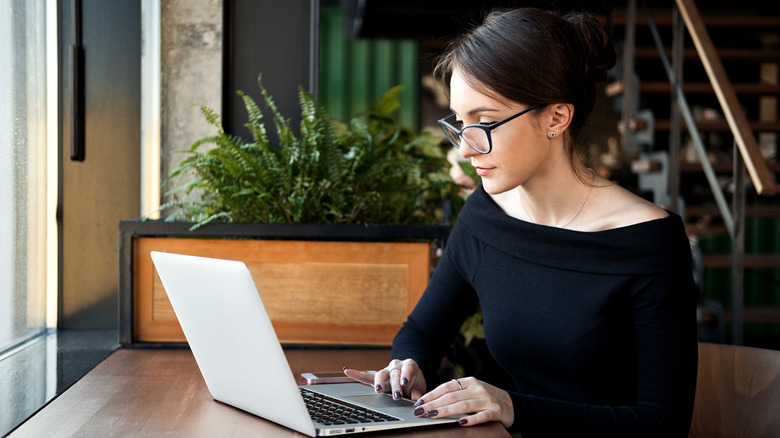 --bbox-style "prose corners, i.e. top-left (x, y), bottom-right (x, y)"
top-left (492, 165), bottom-right (595, 228)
